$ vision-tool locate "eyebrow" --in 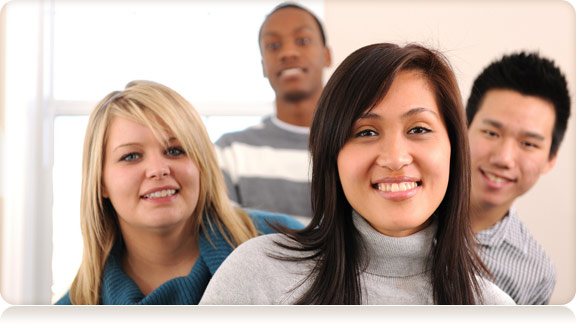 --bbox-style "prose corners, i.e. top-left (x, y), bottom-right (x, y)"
top-left (360, 107), bottom-right (439, 120)
top-left (262, 25), bottom-right (316, 39)
top-left (481, 118), bottom-right (546, 141)
top-left (112, 137), bottom-right (178, 153)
